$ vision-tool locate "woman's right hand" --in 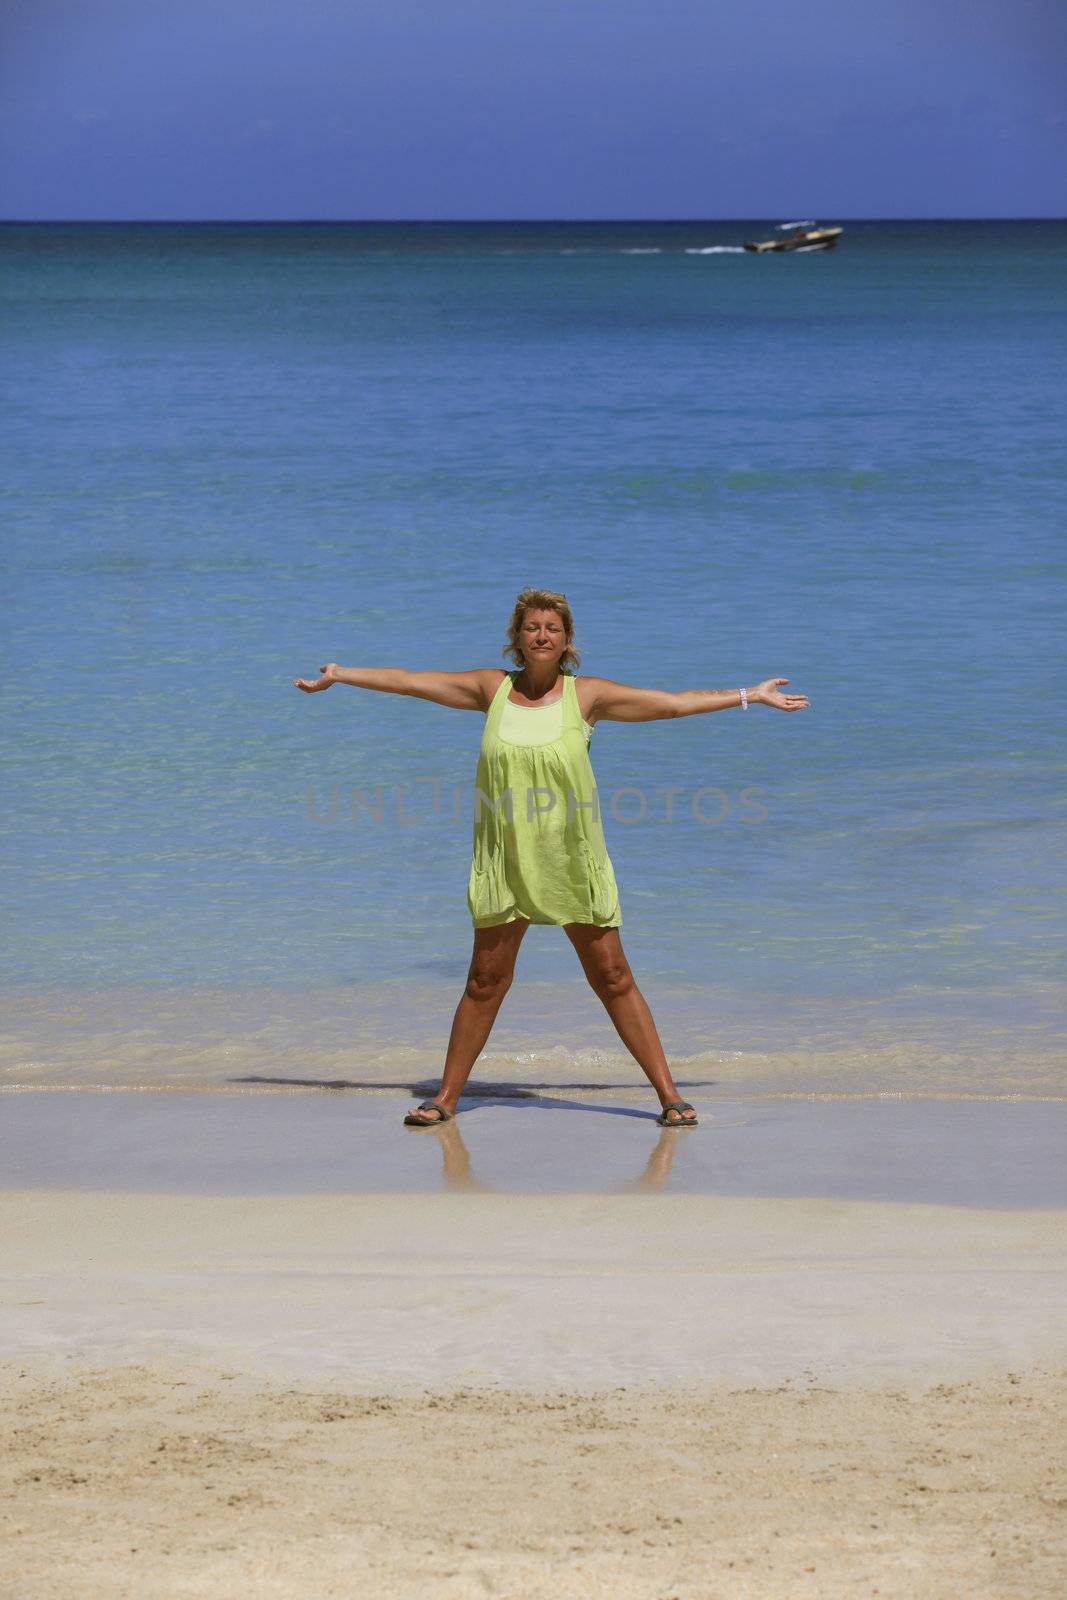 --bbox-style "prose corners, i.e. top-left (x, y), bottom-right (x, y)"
top-left (292, 662), bottom-right (339, 693)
